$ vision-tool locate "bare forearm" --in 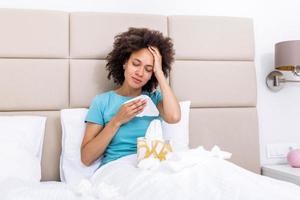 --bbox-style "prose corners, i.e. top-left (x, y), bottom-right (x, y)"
top-left (81, 118), bottom-right (120, 165)
top-left (156, 71), bottom-right (181, 123)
